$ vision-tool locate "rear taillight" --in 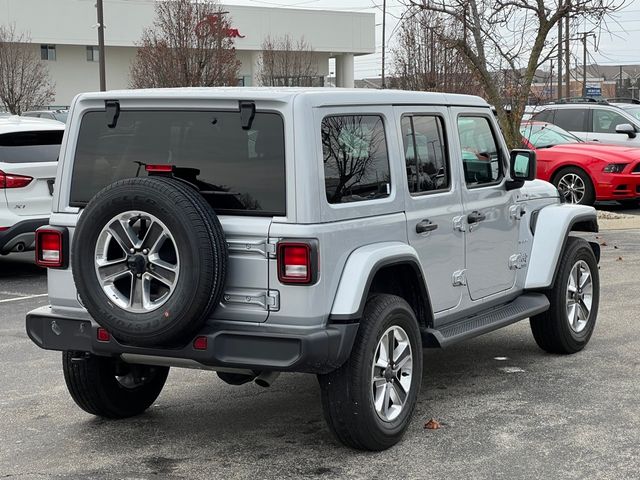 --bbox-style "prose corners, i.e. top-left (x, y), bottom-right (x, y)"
top-left (35, 227), bottom-right (67, 268)
top-left (0, 170), bottom-right (33, 189)
top-left (277, 241), bottom-right (316, 284)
